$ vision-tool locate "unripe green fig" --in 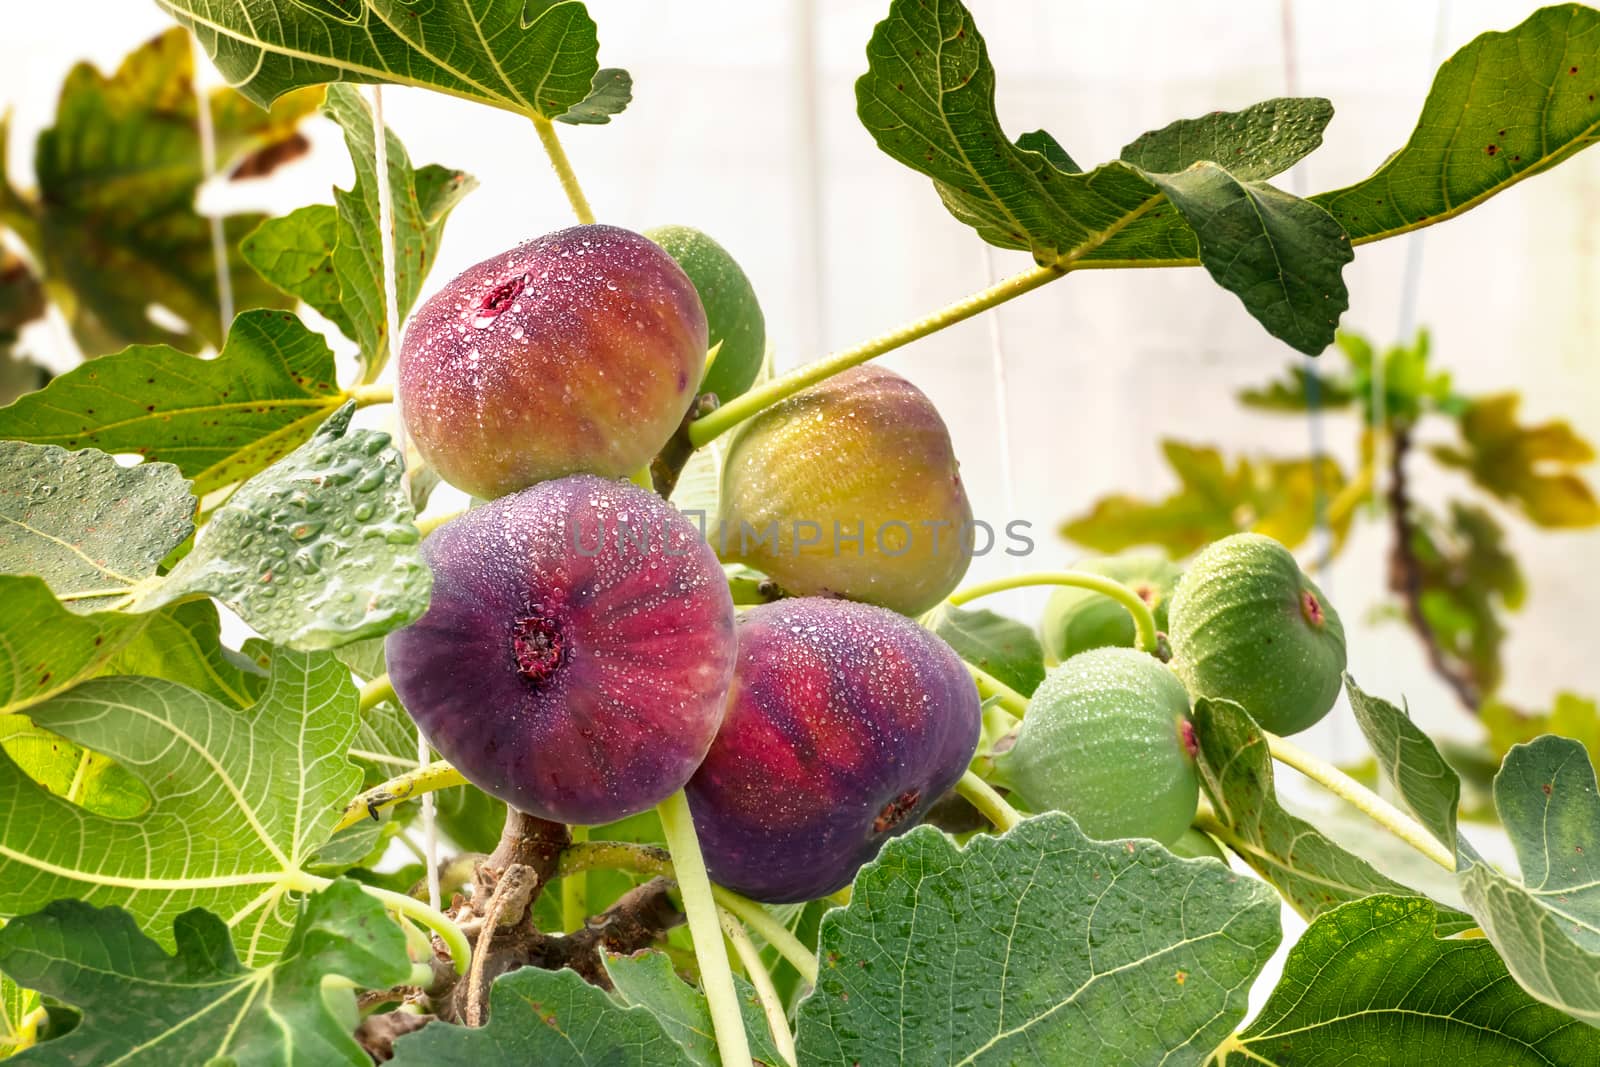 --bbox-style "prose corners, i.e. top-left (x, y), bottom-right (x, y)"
top-left (717, 365), bottom-right (973, 616)
top-left (1167, 533), bottom-right (1346, 736)
top-left (644, 225), bottom-right (766, 405)
top-left (992, 647), bottom-right (1198, 845)
top-left (1038, 552), bottom-right (1182, 664)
